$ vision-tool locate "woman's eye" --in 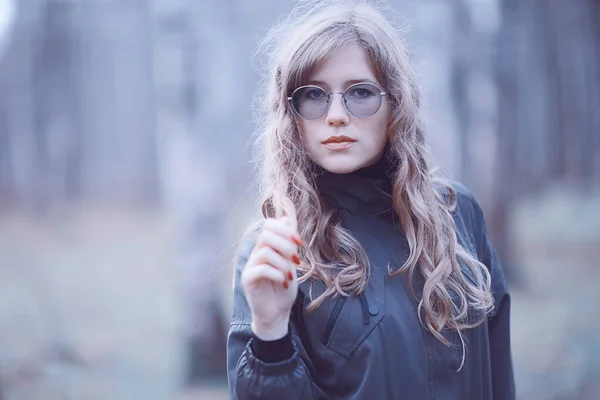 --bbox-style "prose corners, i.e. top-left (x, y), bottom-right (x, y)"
top-left (351, 88), bottom-right (373, 98)
top-left (306, 89), bottom-right (325, 99)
